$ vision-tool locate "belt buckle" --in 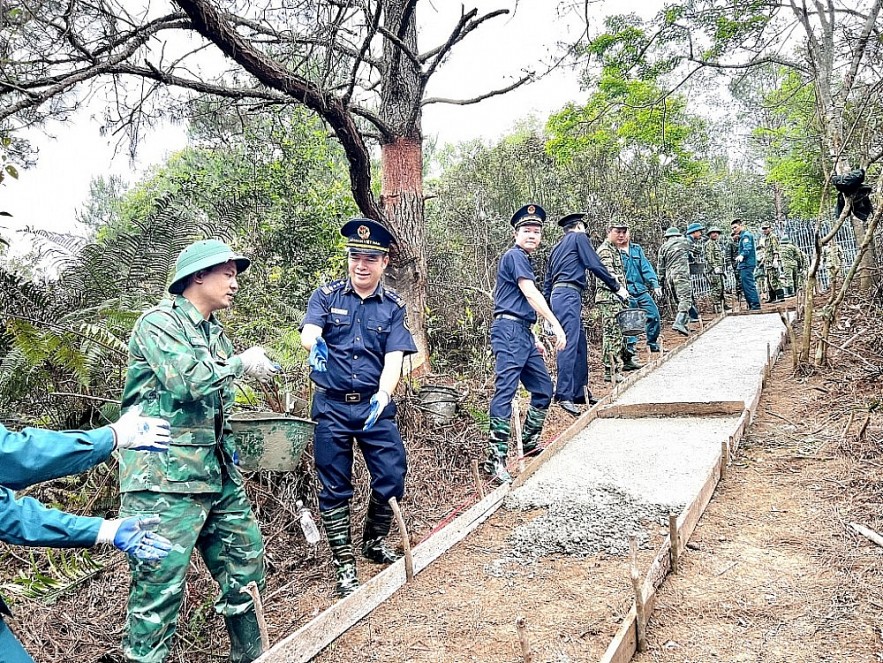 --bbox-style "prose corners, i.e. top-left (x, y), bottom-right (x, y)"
top-left (345, 392), bottom-right (361, 403)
